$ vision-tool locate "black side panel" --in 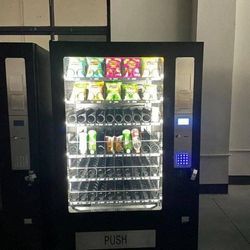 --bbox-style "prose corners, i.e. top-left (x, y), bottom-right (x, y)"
top-left (0, 43), bottom-right (51, 250)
